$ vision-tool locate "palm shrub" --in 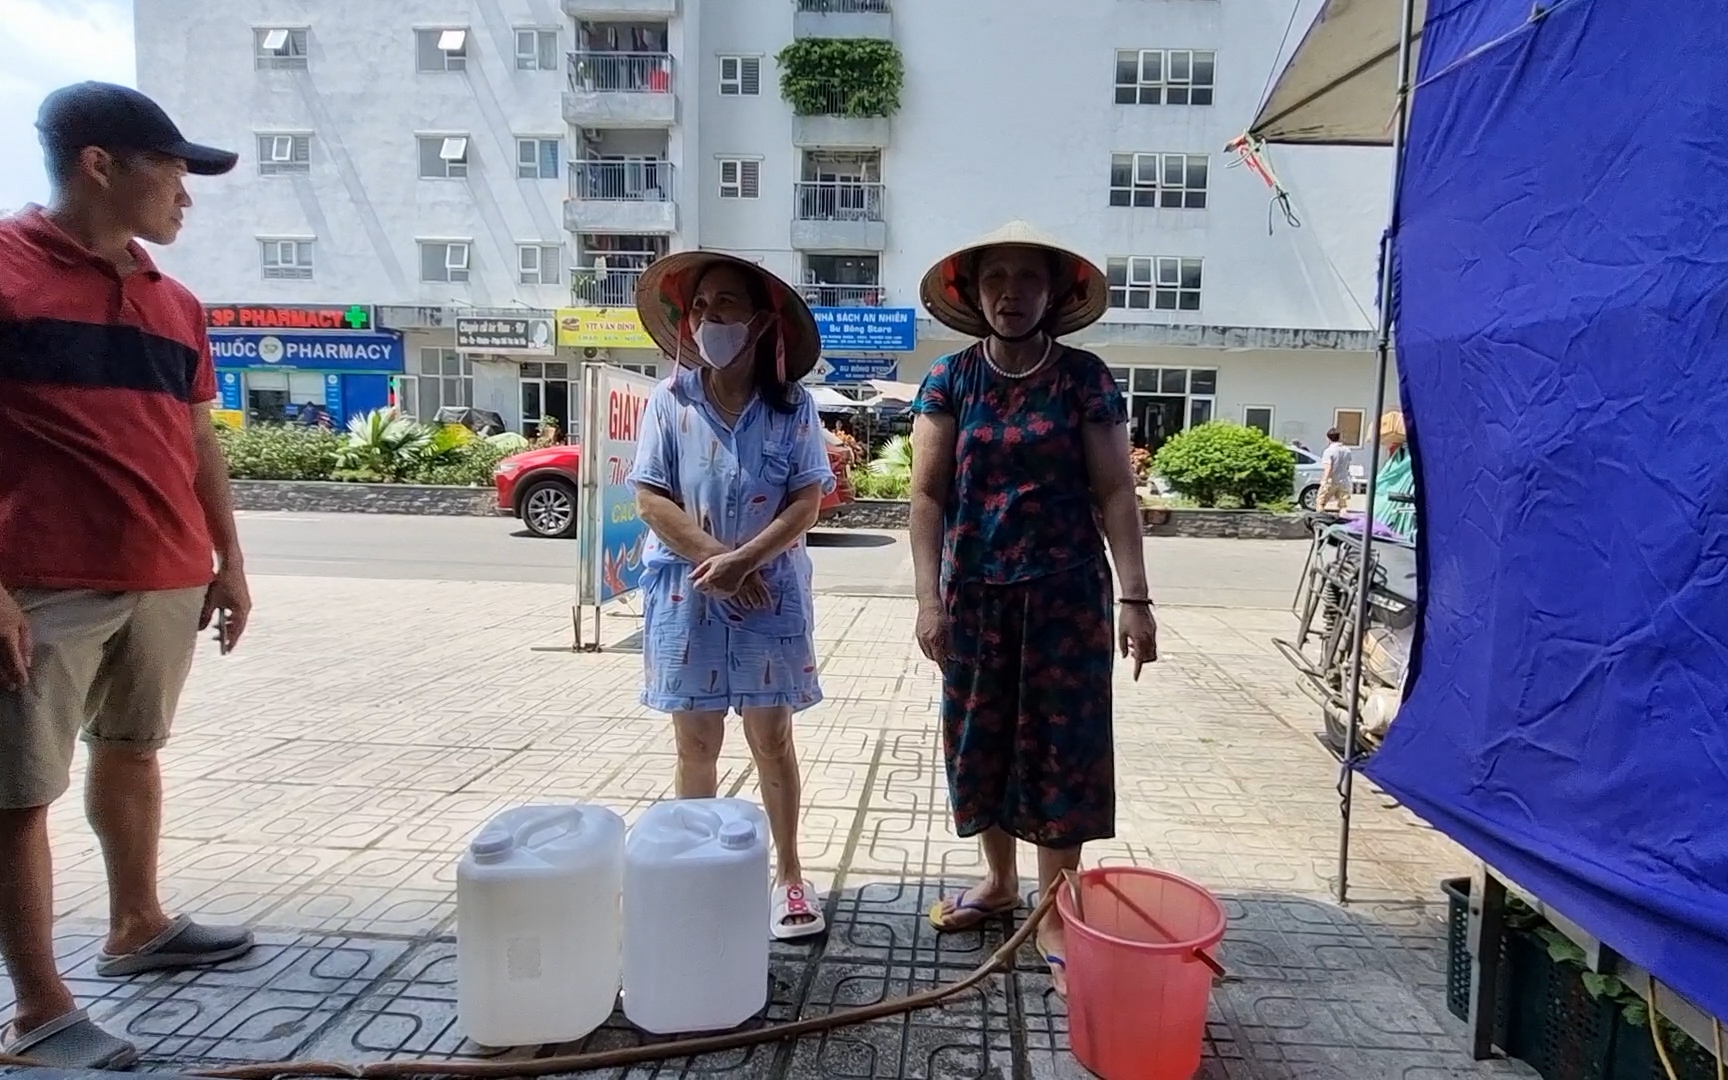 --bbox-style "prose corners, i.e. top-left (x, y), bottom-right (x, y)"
top-left (334, 409), bottom-right (434, 482)
top-left (1152, 422), bottom-right (1294, 508)
top-left (851, 434), bottom-right (912, 499)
